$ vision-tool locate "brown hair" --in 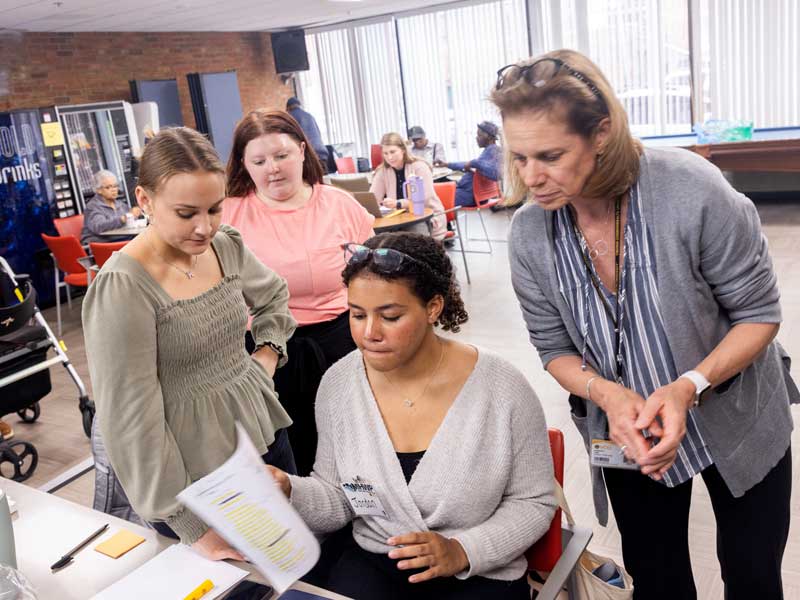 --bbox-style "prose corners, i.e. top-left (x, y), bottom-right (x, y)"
top-left (137, 127), bottom-right (225, 194)
top-left (379, 132), bottom-right (420, 170)
top-left (490, 49), bottom-right (641, 206)
top-left (342, 232), bottom-right (469, 333)
top-left (226, 109), bottom-right (324, 197)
